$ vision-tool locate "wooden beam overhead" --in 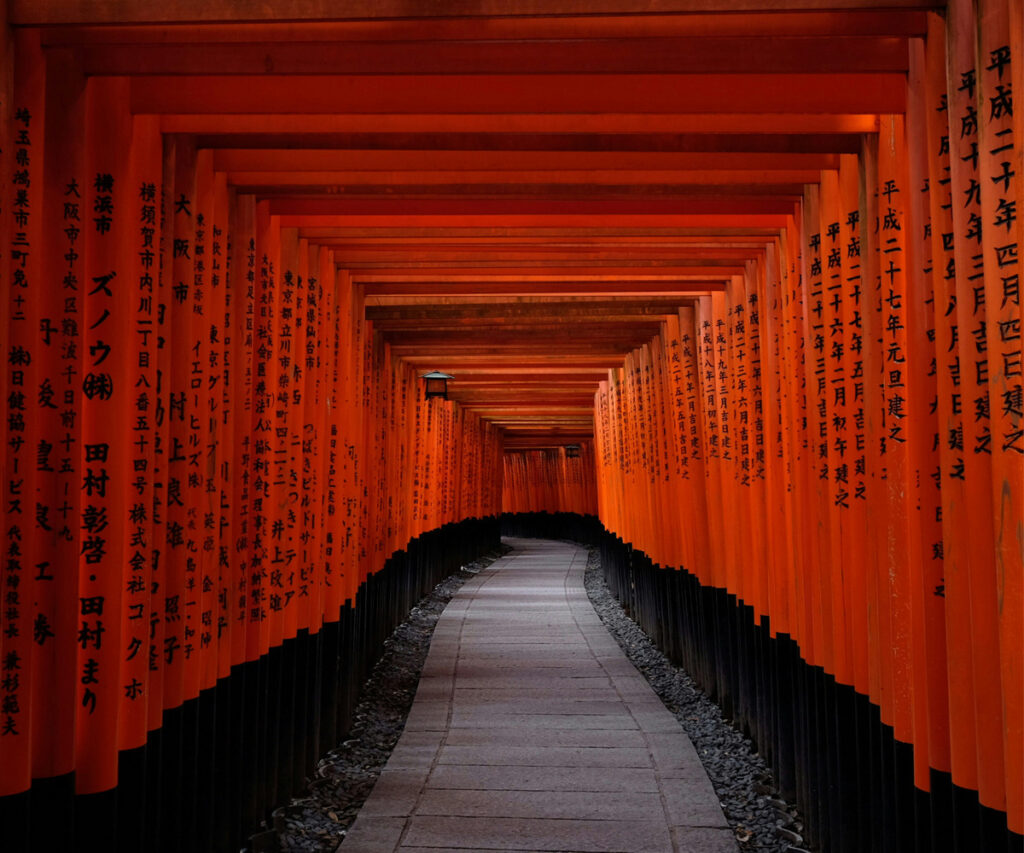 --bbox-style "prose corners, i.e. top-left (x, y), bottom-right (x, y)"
top-left (71, 37), bottom-right (910, 76)
top-left (7, 1), bottom-right (922, 444)
top-left (227, 171), bottom-right (824, 189)
top-left (366, 294), bottom-right (703, 305)
top-left (34, 11), bottom-right (929, 39)
top-left (130, 74), bottom-right (906, 115)
top-left (361, 282), bottom-right (724, 296)
top-left (216, 149), bottom-right (841, 172)
top-left (367, 302), bottom-right (692, 321)
top-left (295, 227), bottom-right (783, 238)
top-left (329, 247), bottom-right (763, 262)
top-left (13, 3), bottom-right (933, 26)
top-left (161, 114), bottom-right (881, 135)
